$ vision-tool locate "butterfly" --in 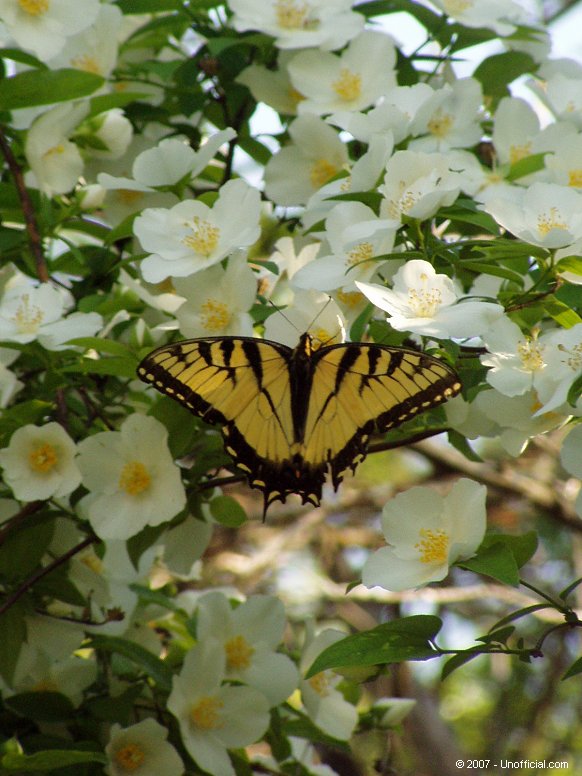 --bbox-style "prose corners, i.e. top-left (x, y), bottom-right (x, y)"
top-left (137, 333), bottom-right (461, 515)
